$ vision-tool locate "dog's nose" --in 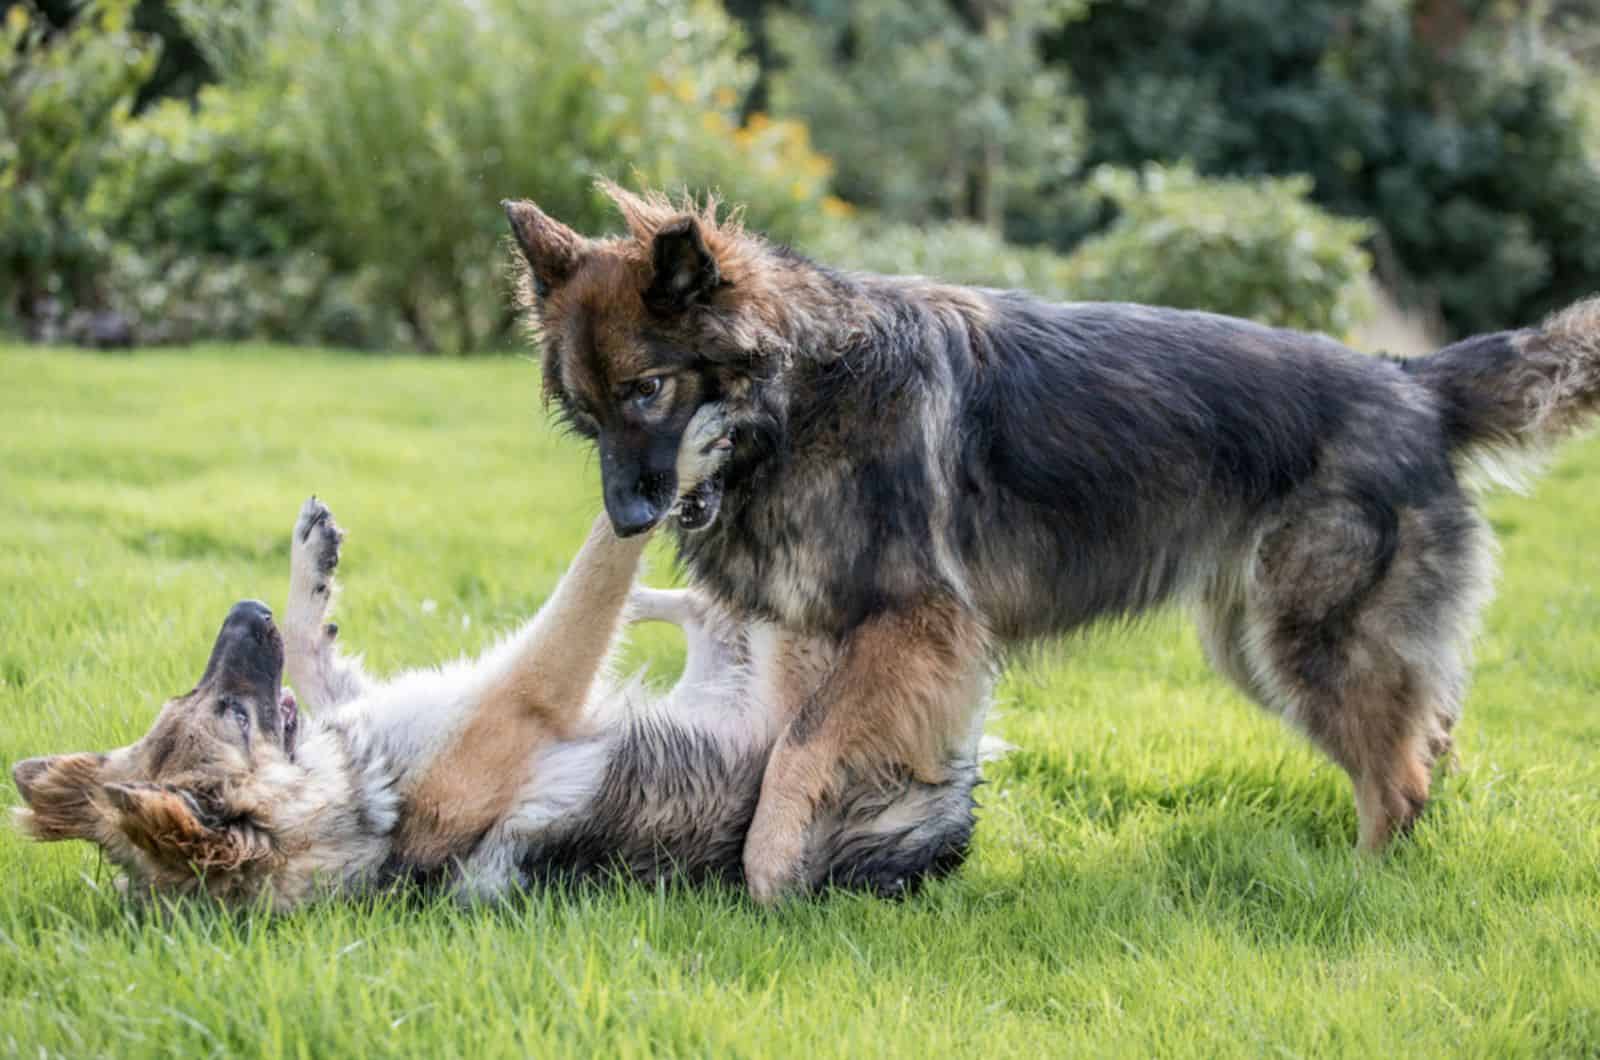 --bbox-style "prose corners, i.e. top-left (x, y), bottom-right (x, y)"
top-left (608, 497), bottom-right (661, 538)
top-left (226, 599), bottom-right (274, 628)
